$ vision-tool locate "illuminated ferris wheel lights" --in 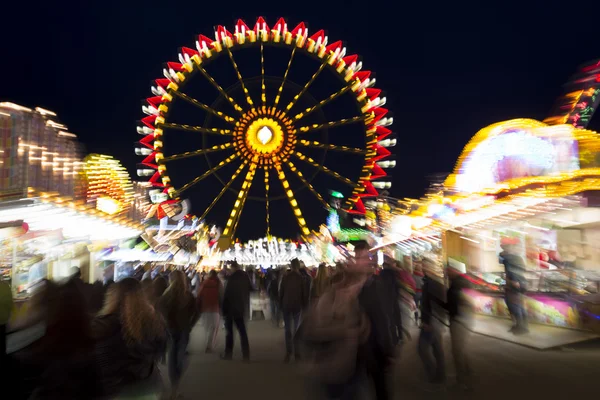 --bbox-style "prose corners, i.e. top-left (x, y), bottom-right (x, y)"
top-left (163, 68), bottom-right (178, 82)
top-left (150, 85), bottom-right (166, 96)
top-left (142, 105), bottom-right (158, 116)
top-left (178, 53), bottom-right (190, 66)
top-left (379, 138), bottom-right (397, 147)
top-left (377, 160), bottom-right (396, 169)
top-left (377, 117), bottom-right (393, 127)
top-left (137, 126), bottom-right (154, 135)
top-left (136, 17), bottom-right (397, 231)
top-left (137, 169), bottom-right (154, 177)
top-left (372, 97), bottom-right (386, 107)
top-left (372, 182), bottom-right (392, 189)
top-left (257, 126), bottom-right (274, 145)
